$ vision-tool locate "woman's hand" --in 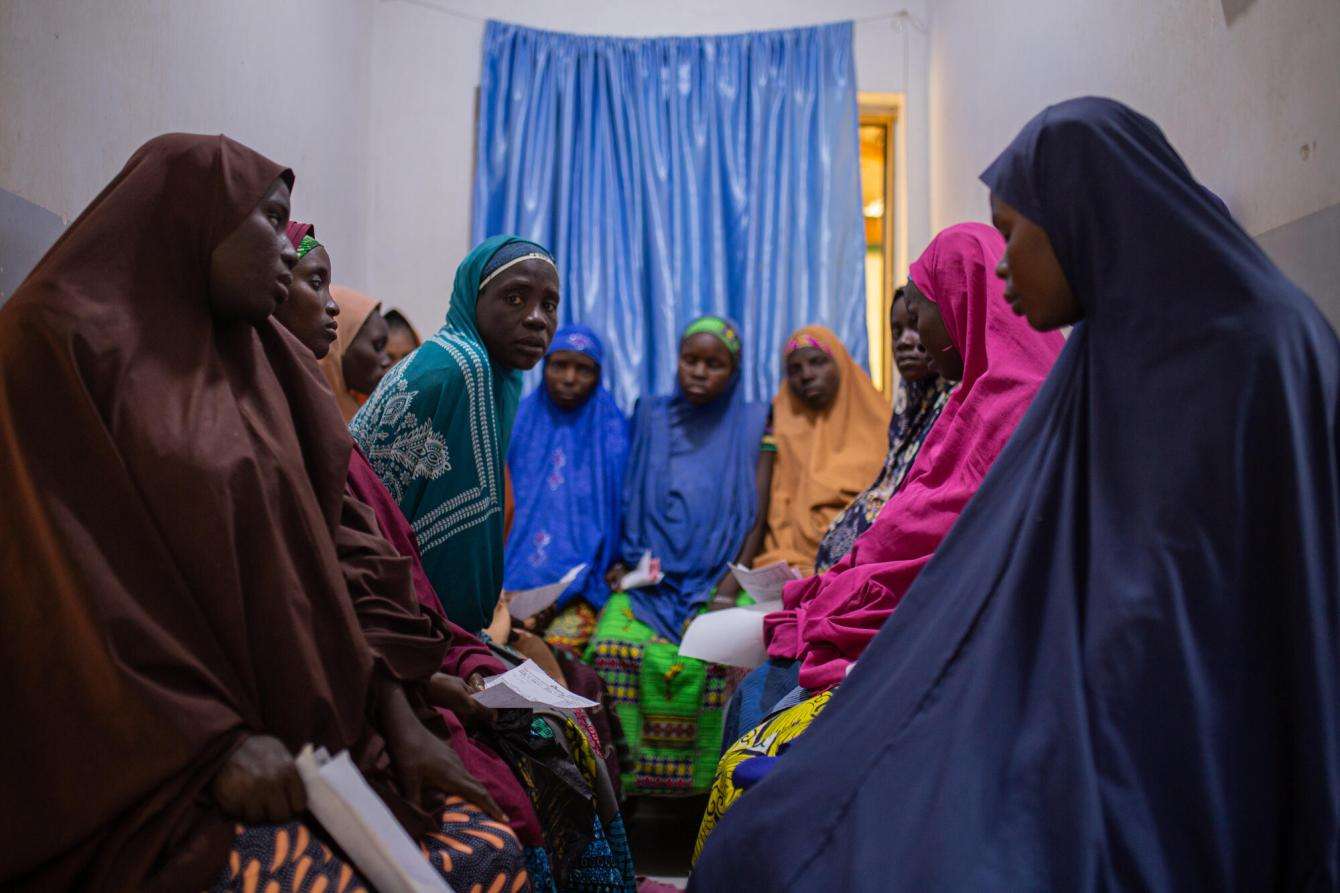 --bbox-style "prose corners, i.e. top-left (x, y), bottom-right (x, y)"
top-left (379, 680), bottom-right (506, 821)
top-left (484, 595), bottom-right (513, 643)
top-left (427, 672), bottom-right (495, 730)
top-left (710, 571), bottom-right (742, 610)
top-left (211, 734), bottom-right (307, 823)
top-left (605, 562), bottom-right (629, 591)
